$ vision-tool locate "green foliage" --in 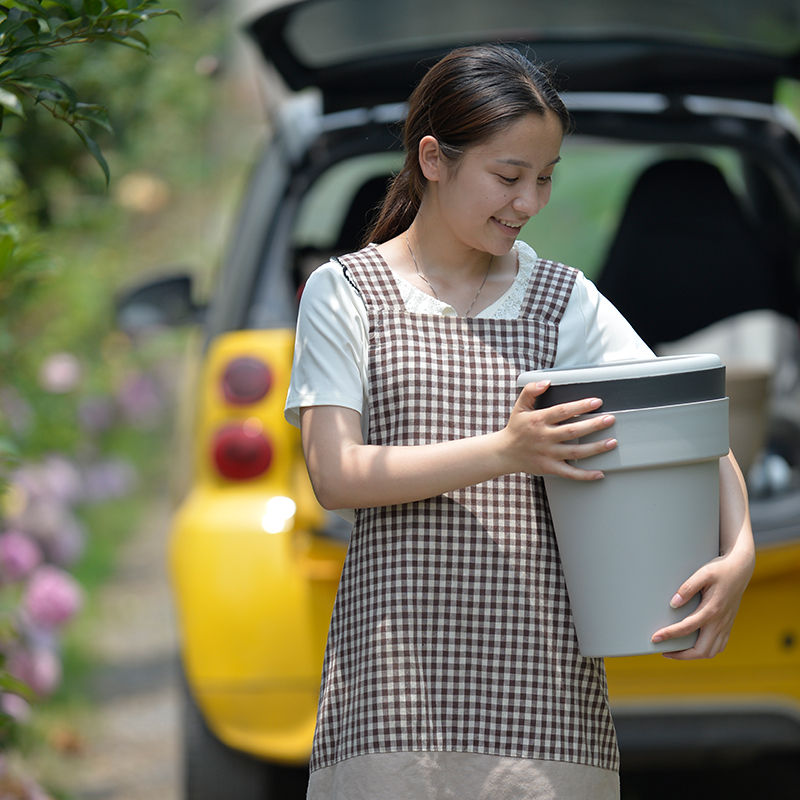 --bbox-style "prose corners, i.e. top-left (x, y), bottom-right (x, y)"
top-left (0, 2), bottom-right (233, 792)
top-left (0, 1), bottom-right (181, 182)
